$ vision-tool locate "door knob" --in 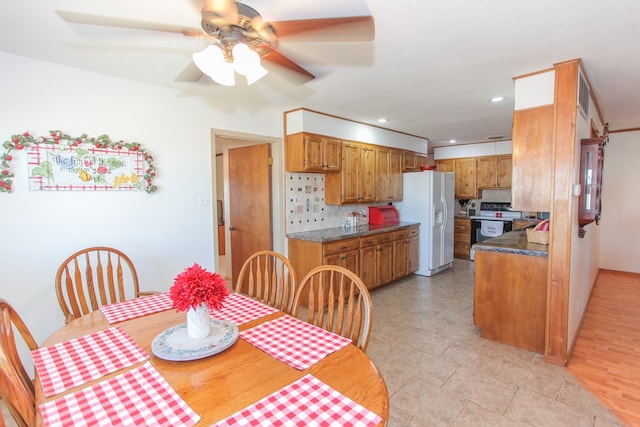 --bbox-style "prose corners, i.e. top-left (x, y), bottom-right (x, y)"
top-left (228, 225), bottom-right (237, 231)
